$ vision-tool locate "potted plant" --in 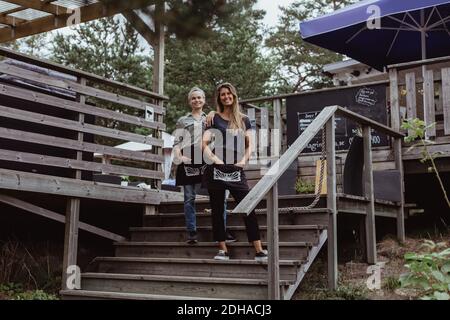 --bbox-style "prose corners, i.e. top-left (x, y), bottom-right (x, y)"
top-left (121, 176), bottom-right (130, 187)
